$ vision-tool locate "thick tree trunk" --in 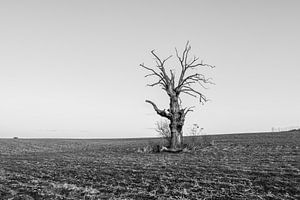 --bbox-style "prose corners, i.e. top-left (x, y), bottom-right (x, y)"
top-left (169, 95), bottom-right (184, 150)
top-left (169, 122), bottom-right (183, 149)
